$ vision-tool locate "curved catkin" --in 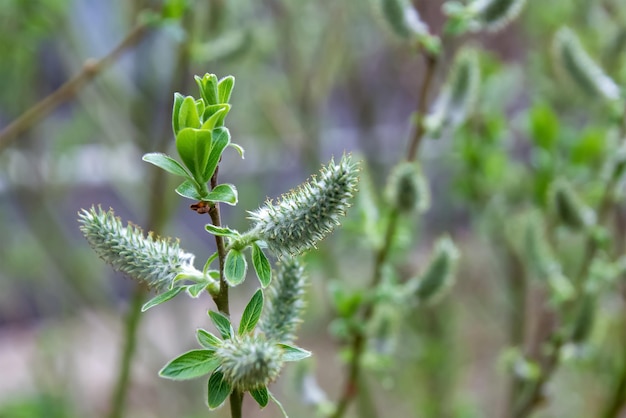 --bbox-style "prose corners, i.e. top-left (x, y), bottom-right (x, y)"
top-left (548, 179), bottom-right (595, 230)
top-left (215, 335), bottom-right (283, 391)
top-left (78, 206), bottom-right (199, 291)
top-left (381, 0), bottom-right (429, 39)
top-left (410, 236), bottom-right (460, 305)
top-left (425, 49), bottom-right (480, 139)
top-left (259, 258), bottom-right (307, 343)
top-left (248, 155), bottom-right (359, 257)
top-left (386, 162), bottom-right (430, 214)
top-left (471, 0), bottom-right (527, 32)
top-left (553, 27), bottom-right (621, 101)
